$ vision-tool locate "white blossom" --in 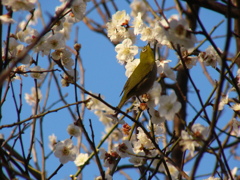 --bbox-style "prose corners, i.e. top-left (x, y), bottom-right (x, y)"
top-left (231, 103), bottom-right (240, 111)
top-left (130, 0), bottom-right (147, 18)
top-left (132, 12), bottom-right (145, 35)
top-left (179, 130), bottom-right (200, 157)
top-left (115, 140), bottom-right (134, 158)
top-left (163, 15), bottom-right (197, 49)
top-left (67, 124), bottom-right (81, 137)
top-left (146, 81), bottom-right (162, 107)
top-left (29, 66), bottom-right (46, 79)
top-left (61, 69), bottom-right (79, 87)
top-left (106, 10), bottom-right (132, 42)
top-left (136, 127), bottom-right (155, 149)
top-left (74, 153), bottom-right (89, 166)
top-left (218, 94), bottom-right (229, 110)
top-left (198, 46), bottom-right (222, 68)
top-left (17, 27), bottom-right (39, 44)
top-left (128, 151), bottom-right (145, 167)
top-left (115, 38), bottom-right (138, 64)
top-left (25, 87), bottom-right (42, 106)
top-left (125, 58), bottom-right (140, 77)
top-left (15, 44), bottom-right (31, 64)
top-left (0, 14), bottom-right (15, 24)
top-left (149, 107), bottom-right (166, 124)
top-left (44, 33), bottom-right (65, 50)
top-left (158, 91), bottom-right (181, 120)
top-left (2, 0), bottom-right (36, 11)
top-left (99, 148), bottom-right (119, 170)
top-left (139, 26), bottom-right (155, 42)
top-left (48, 134), bottom-right (57, 150)
top-left (191, 124), bottom-right (209, 140)
top-left (54, 139), bottom-right (78, 164)
top-left (179, 48), bottom-right (198, 69)
top-left (231, 118), bottom-right (240, 137)
top-left (156, 60), bottom-right (176, 81)
top-left (112, 10), bottom-right (130, 25)
top-left (71, 0), bottom-right (86, 21)
top-left (147, 122), bottom-right (165, 136)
